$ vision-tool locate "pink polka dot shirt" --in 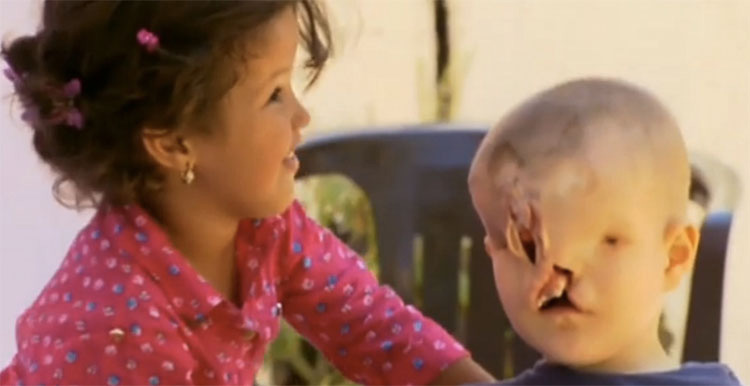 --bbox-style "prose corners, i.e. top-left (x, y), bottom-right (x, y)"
top-left (0, 201), bottom-right (468, 385)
